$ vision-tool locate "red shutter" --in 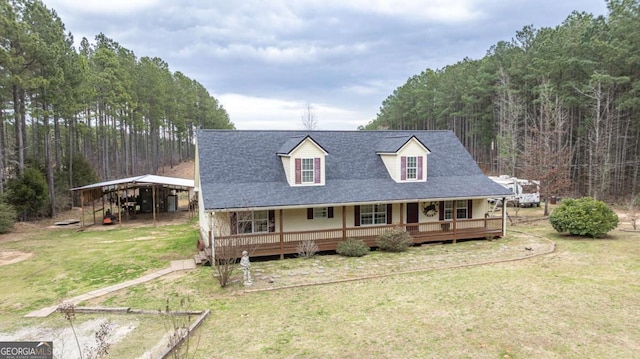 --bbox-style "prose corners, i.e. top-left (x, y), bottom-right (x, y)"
top-left (386, 204), bottom-right (393, 224)
top-left (354, 205), bottom-right (360, 226)
top-left (467, 200), bottom-right (473, 219)
top-left (307, 208), bottom-right (314, 220)
top-left (314, 157), bottom-right (321, 183)
top-left (401, 156), bottom-right (407, 180)
top-left (295, 158), bottom-right (301, 184)
top-left (268, 210), bottom-right (275, 232)
top-left (417, 156), bottom-right (423, 180)
top-left (230, 212), bottom-right (237, 235)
